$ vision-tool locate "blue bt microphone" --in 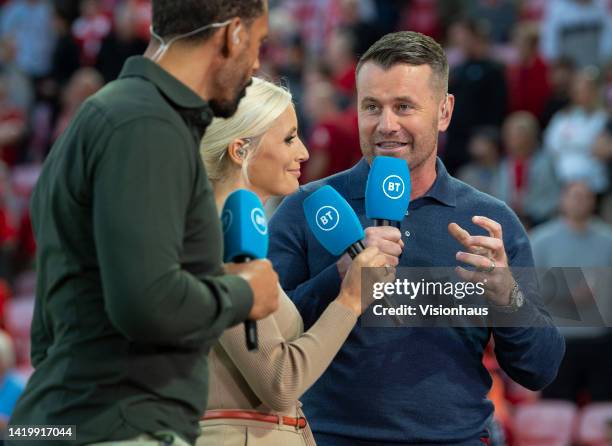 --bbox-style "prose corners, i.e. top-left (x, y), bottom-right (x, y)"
top-left (365, 156), bottom-right (411, 227)
top-left (222, 189), bottom-right (268, 351)
top-left (304, 185), bottom-right (403, 325)
top-left (303, 185), bottom-right (365, 259)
